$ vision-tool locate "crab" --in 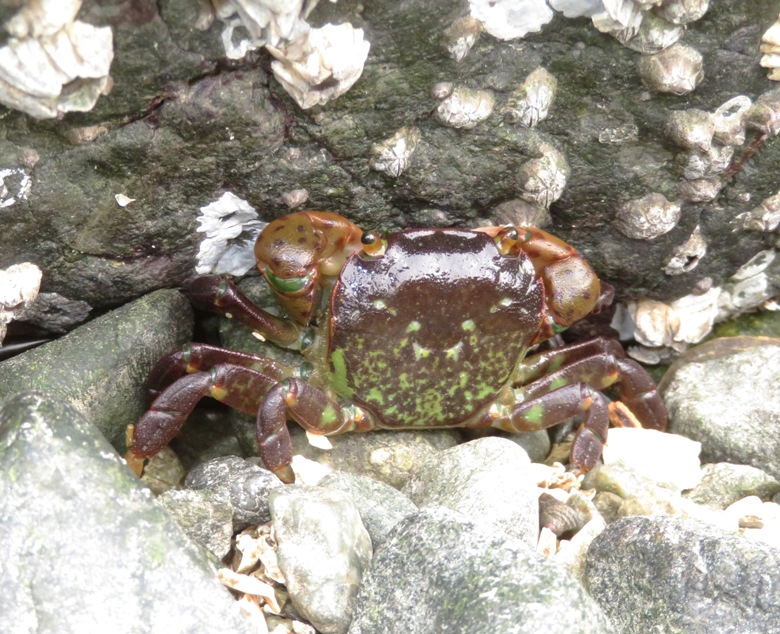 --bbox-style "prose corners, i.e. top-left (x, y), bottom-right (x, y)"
top-left (125, 211), bottom-right (667, 482)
